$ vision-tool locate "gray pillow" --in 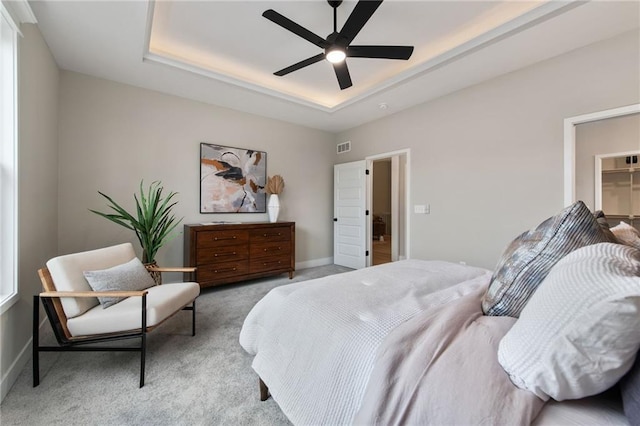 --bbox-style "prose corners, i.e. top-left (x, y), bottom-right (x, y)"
top-left (482, 200), bottom-right (611, 317)
top-left (621, 354), bottom-right (640, 424)
top-left (611, 221), bottom-right (640, 250)
top-left (593, 210), bottom-right (618, 243)
top-left (83, 257), bottom-right (156, 308)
